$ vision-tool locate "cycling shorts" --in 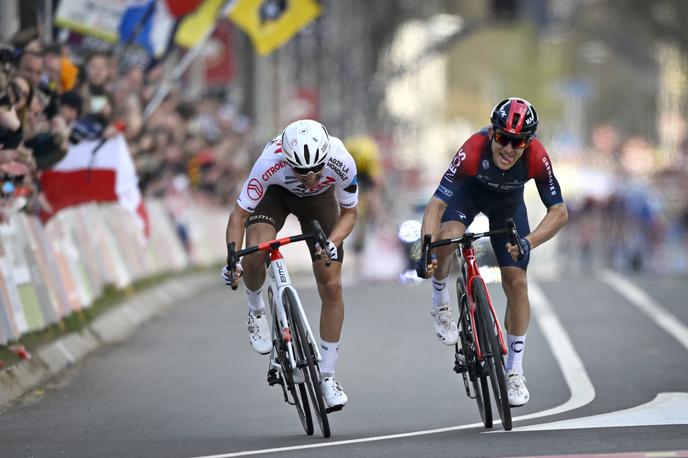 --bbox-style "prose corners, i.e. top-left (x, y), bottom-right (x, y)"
top-left (246, 185), bottom-right (344, 262)
top-left (440, 181), bottom-right (531, 269)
